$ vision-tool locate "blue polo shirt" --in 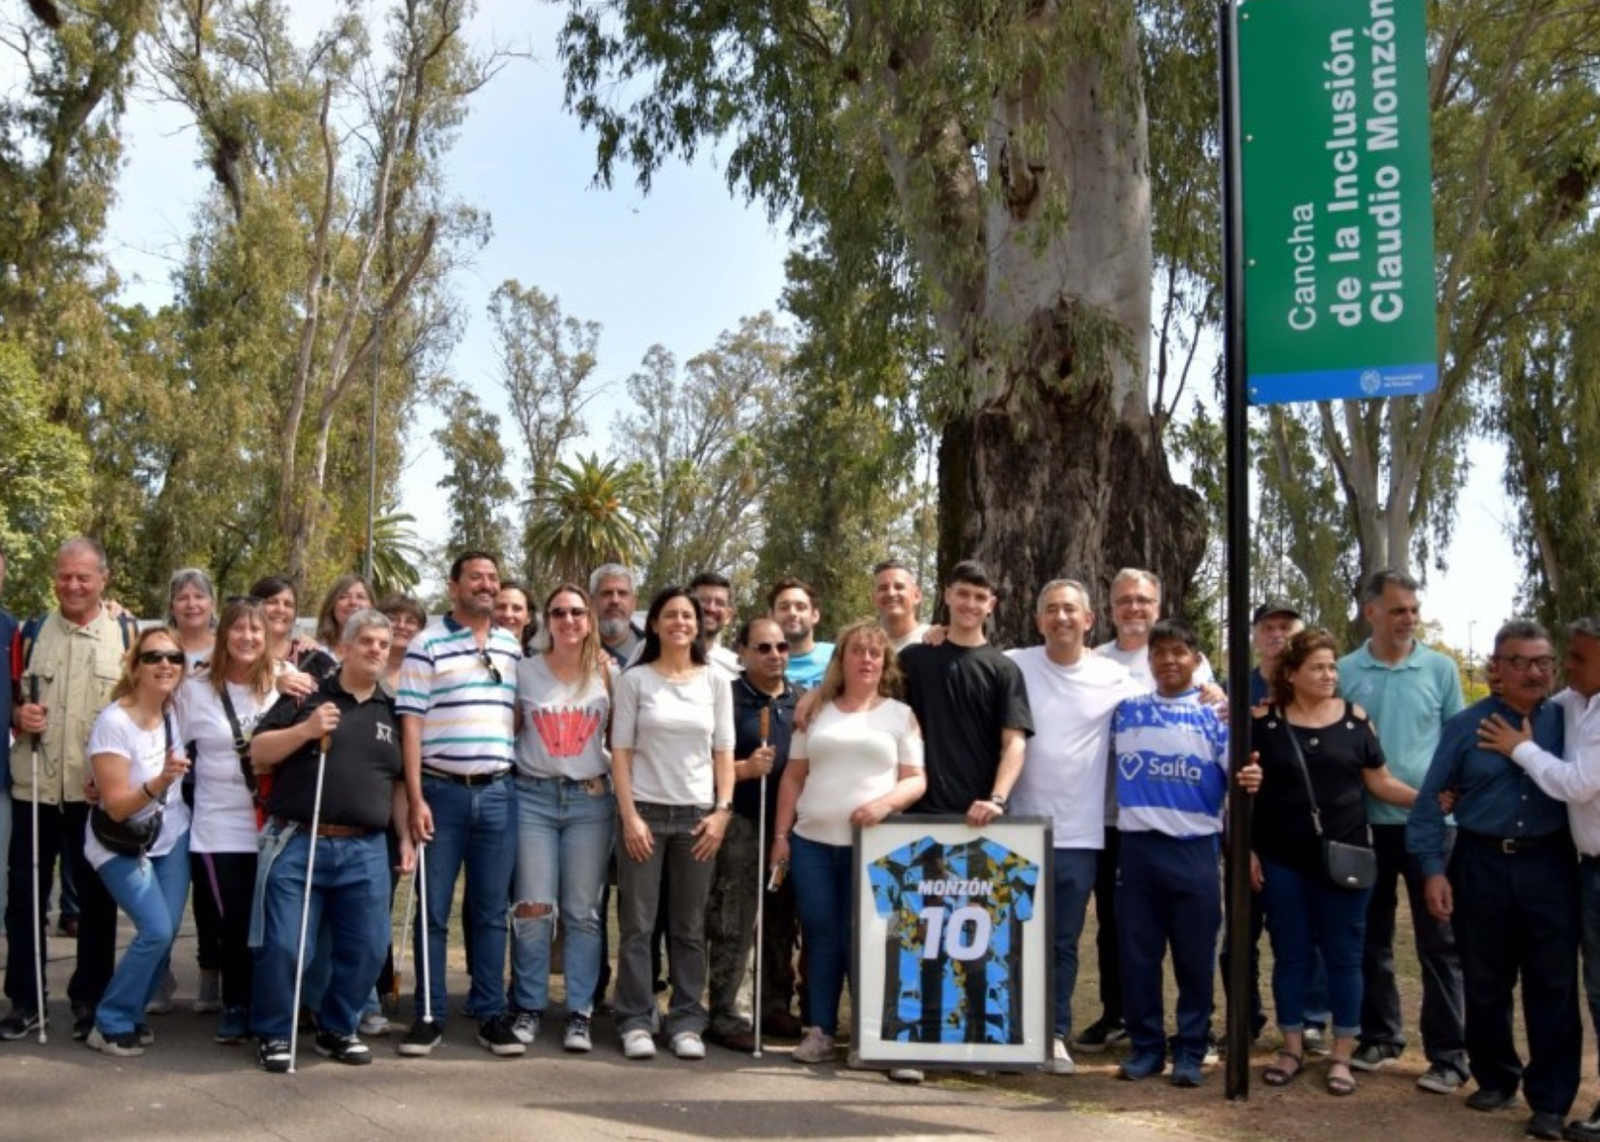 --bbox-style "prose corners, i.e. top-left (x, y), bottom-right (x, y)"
top-left (1339, 640), bottom-right (1465, 825)
top-left (1407, 695), bottom-right (1566, 876)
